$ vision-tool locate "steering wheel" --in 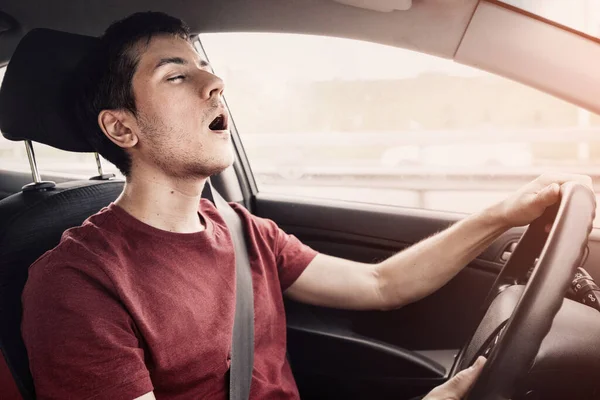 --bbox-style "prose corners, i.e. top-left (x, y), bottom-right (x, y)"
top-left (451, 182), bottom-right (596, 400)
